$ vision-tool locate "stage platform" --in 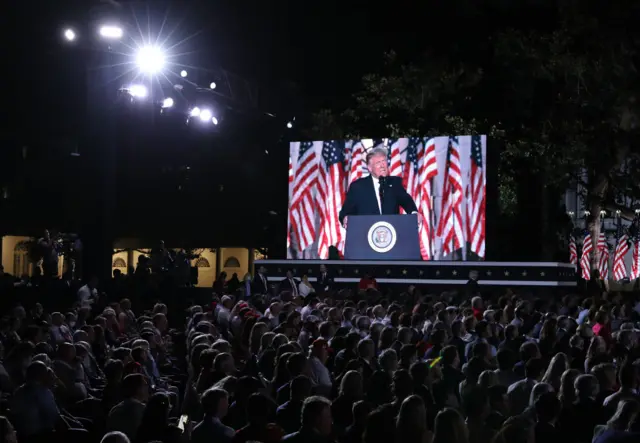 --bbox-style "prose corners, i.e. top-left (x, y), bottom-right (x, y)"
top-left (255, 260), bottom-right (577, 287)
